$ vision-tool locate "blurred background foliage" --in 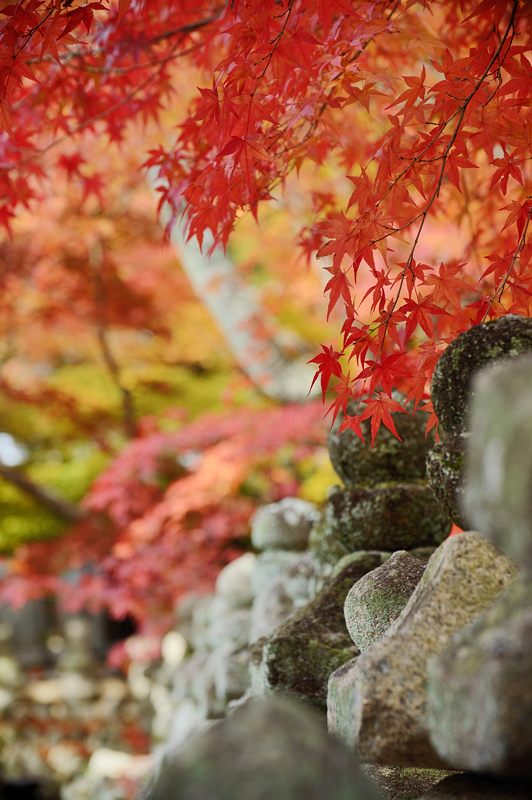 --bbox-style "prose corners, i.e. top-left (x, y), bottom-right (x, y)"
top-left (0, 122), bottom-right (340, 608)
